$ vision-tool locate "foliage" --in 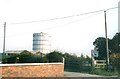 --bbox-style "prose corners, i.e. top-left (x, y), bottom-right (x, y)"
top-left (110, 53), bottom-right (120, 74)
top-left (34, 55), bottom-right (48, 63)
top-left (4, 50), bottom-right (92, 73)
top-left (112, 33), bottom-right (120, 53)
top-left (93, 37), bottom-right (112, 60)
top-left (3, 50), bottom-right (35, 63)
top-left (5, 50), bottom-right (92, 73)
top-left (90, 69), bottom-right (118, 76)
top-left (93, 32), bottom-right (120, 75)
top-left (93, 32), bottom-right (120, 59)
top-left (46, 51), bottom-right (63, 62)
top-left (7, 54), bottom-right (19, 63)
top-left (63, 53), bottom-right (92, 73)
top-left (19, 50), bottom-right (34, 63)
